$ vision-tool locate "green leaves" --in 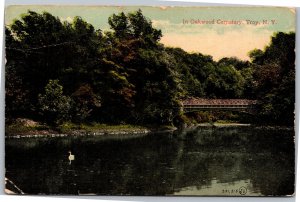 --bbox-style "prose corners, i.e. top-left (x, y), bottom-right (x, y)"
top-left (6, 10), bottom-right (295, 127)
top-left (108, 9), bottom-right (162, 45)
top-left (251, 32), bottom-right (295, 125)
top-left (108, 12), bottom-right (130, 38)
top-left (166, 47), bottom-right (247, 99)
top-left (38, 80), bottom-right (71, 125)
